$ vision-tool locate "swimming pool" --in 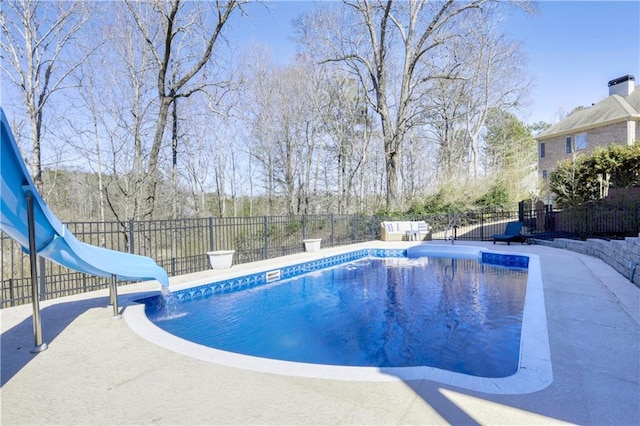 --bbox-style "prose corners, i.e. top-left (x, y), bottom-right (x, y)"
top-left (124, 243), bottom-right (552, 394)
top-left (147, 256), bottom-right (527, 377)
